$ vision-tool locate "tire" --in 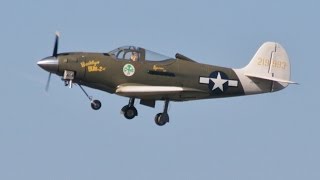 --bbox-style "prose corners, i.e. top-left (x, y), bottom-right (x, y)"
top-left (121, 105), bottom-right (129, 114)
top-left (124, 106), bottom-right (137, 119)
top-left (154, 113), bottom-right (168, 126)
top-left (91, 100), bottom-right (101, 110)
